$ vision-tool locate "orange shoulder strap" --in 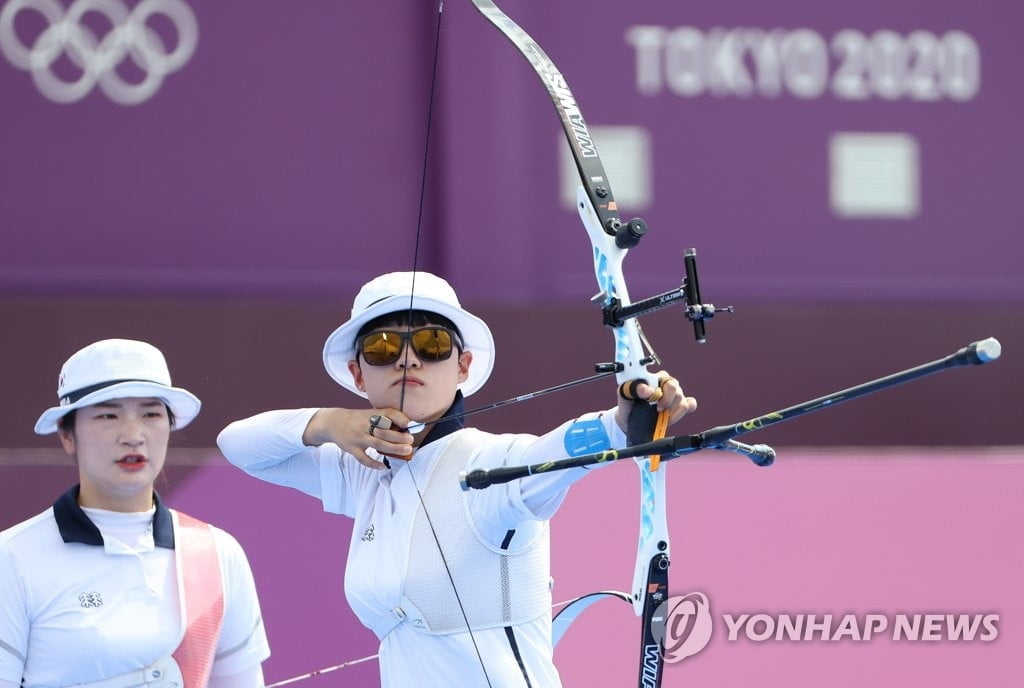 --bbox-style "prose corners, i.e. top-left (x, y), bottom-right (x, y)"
top-left (171, 511), bottom-right (226, 688)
